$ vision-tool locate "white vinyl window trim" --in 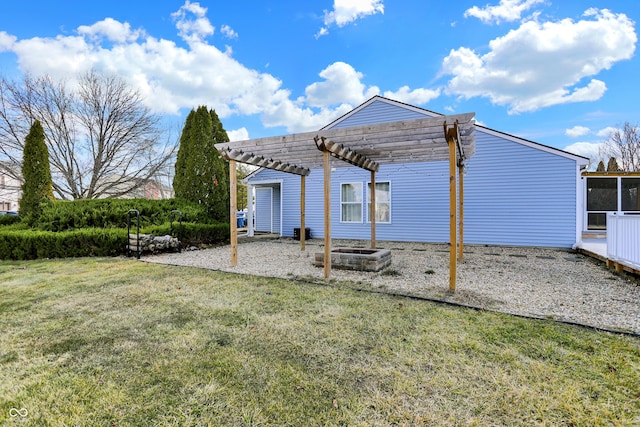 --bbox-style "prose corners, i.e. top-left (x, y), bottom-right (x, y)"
top-left (367, 181), bottom-right (391, 224)
top-left (341, 182), bottom-right (363, 223)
